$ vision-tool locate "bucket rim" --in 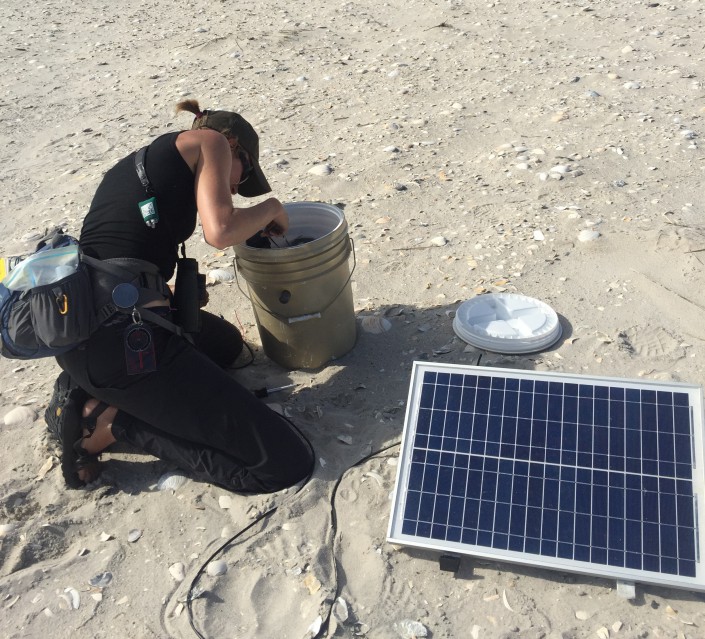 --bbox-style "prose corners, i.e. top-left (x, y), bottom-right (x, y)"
top-left (234, 201), bottom-right (347, 258)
